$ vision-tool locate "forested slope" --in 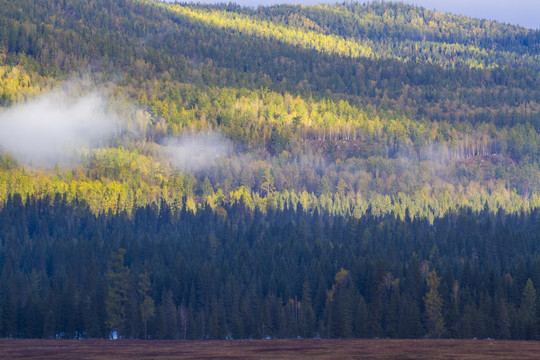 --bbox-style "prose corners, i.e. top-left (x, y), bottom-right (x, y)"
top-left (0, 0), bottom-right (539, 339)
